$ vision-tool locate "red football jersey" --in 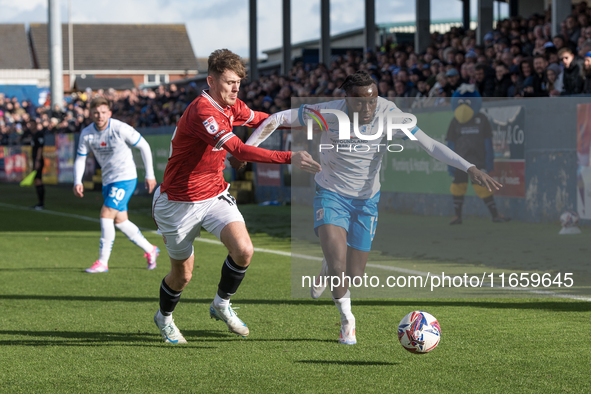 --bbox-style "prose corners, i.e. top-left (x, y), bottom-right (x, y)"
top-left (161, 90), bottom-right (291, 202)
